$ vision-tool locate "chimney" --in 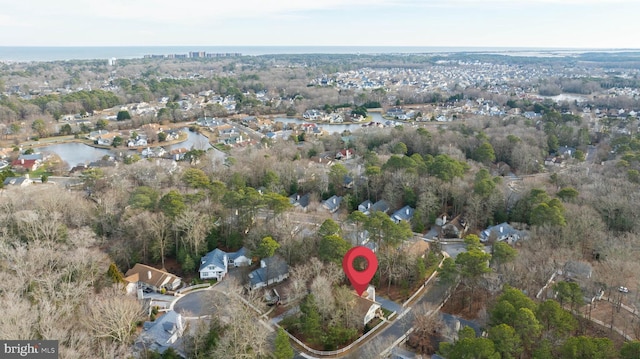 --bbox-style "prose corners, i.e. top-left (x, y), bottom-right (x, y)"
top-left (367, 202), bottom-right (371, 209)
top-left (405, 208), bottom-right (410, 215)
top-left (297, 194), bottom-right (300, 200)
top-left (500, 226), bottom-right (504, 233)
